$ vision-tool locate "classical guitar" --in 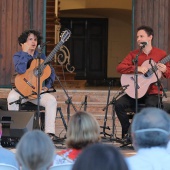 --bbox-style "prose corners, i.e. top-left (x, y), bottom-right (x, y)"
top-left (15, 29), bottom-right (71, 99)
top-left (120, 54), bottom-right (170, 99)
